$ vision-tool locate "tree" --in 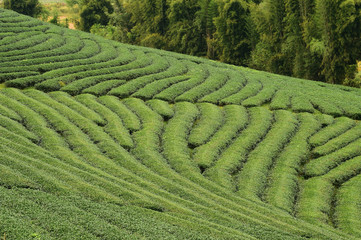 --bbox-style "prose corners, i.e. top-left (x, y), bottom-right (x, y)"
top-left (315, 0), bottom-right (361, 84)
top-left (298, 0), bottom-right (323, 81)
top-left (283, 0), bottom-right (304, 77)
top-left (4, 0), bottom-right (43, 17)
top-left (131, 0), bottom-right (168, 34)
top-left (196, 0), bottom-right (219, 58)
top-left (167, 0), bottom-right (204, 55)
top-left (250, 0), bottom-right (322, 80)
top-left (263, 0), bottom-right (288, 74)
top-left (250, 0), bottom-right (279, 72)
top-left (214, 0), bottom-right (251, 66)
top-left (123, 0), bottom-right (169, 48)
top-left (77, 0), bottom-right (114, 32)
top-left (100, 0), bottom-right (134, 43)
